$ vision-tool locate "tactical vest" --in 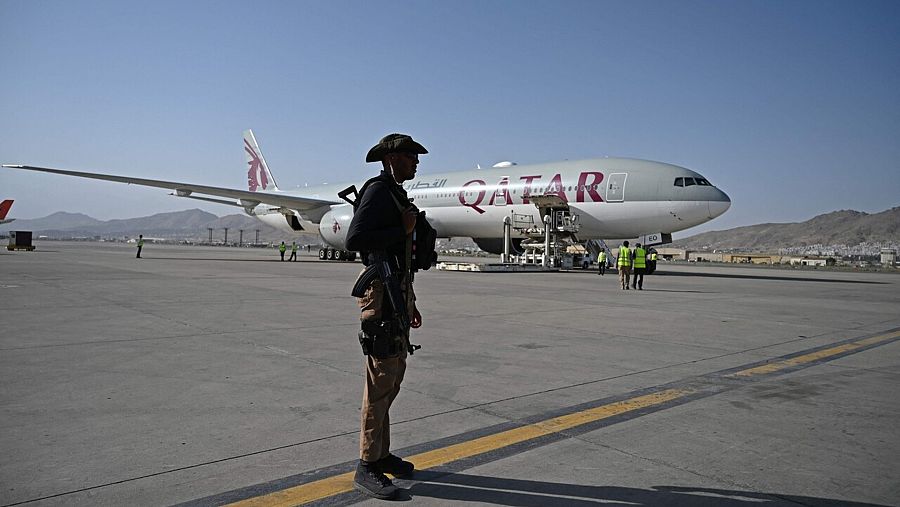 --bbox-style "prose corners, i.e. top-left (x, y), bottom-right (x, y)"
top-left (354, 174), bottom-right (437, 272)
